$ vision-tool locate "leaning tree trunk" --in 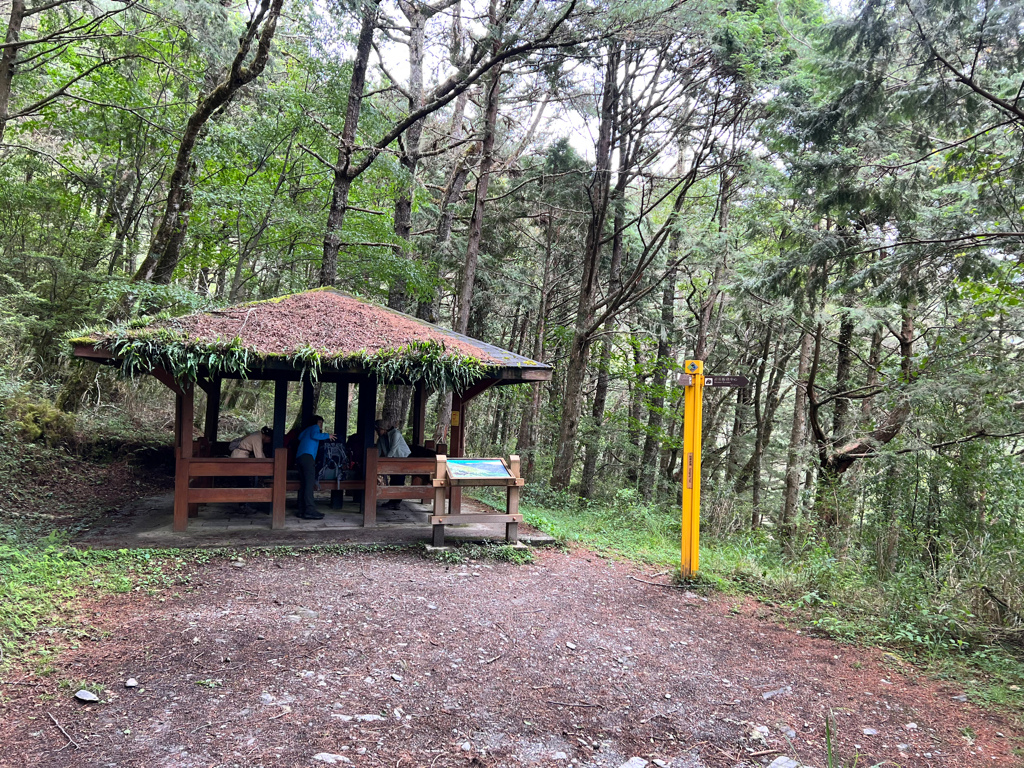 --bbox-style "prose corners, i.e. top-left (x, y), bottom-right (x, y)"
top-left (132, 0), bottom-right (284, 286)
top-left (813, 304), bottom-right (916, 531)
